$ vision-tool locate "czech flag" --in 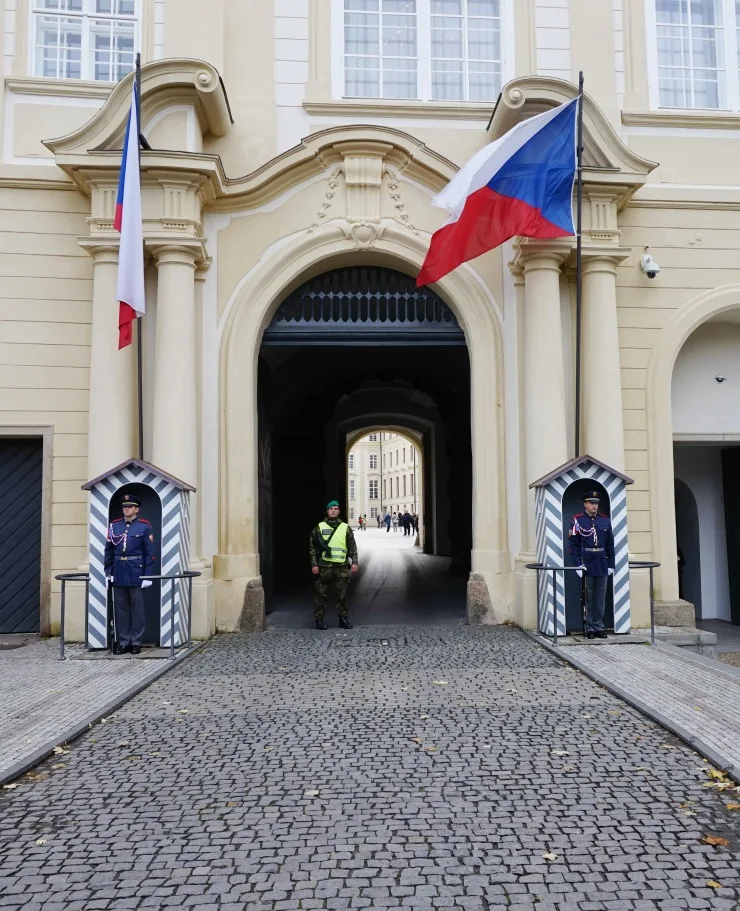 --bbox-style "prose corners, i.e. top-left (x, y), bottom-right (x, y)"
top-left (417, 98), bottom-right (579, 287)
top-left (114, 79), bottom-right (145, 349)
